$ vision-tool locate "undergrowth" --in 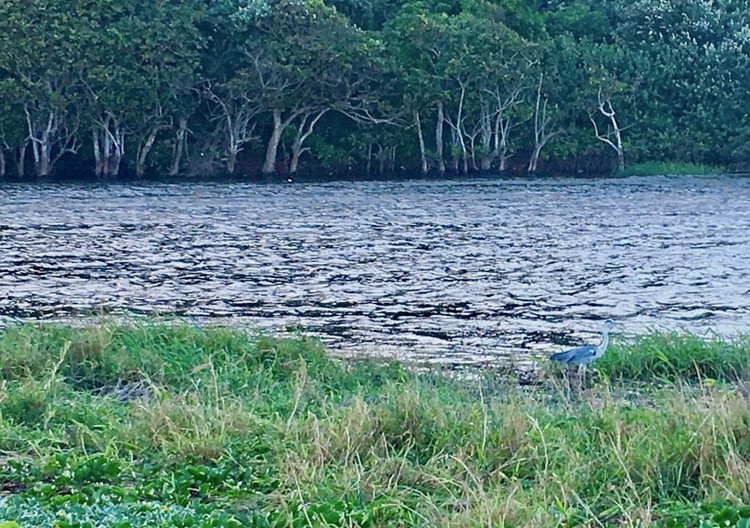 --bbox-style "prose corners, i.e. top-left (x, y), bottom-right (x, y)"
top-left (617, 161), bottom-right (726, 177)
